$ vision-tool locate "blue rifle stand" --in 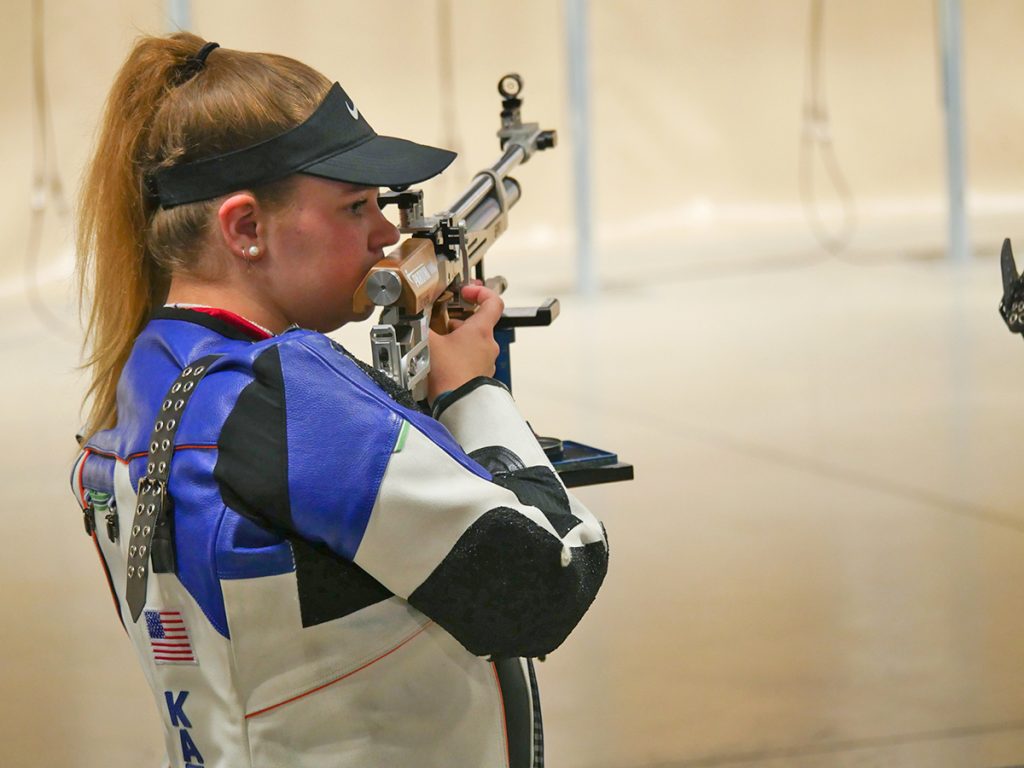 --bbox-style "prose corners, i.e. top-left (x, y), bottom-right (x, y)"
top-left (495, 299), bottom-right (633, 488)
